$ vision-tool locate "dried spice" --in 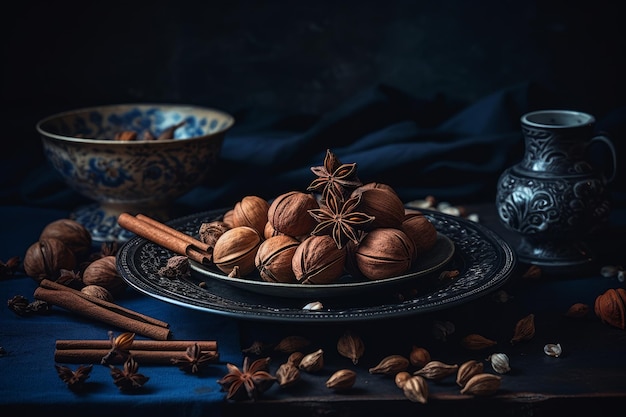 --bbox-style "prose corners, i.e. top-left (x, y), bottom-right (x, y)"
top-left (308, 190), bottom-right (374, 249)
top-left (413, 360), bottom-right (458, 381)
top-left (402, 375), bottom-right (429, 404)
top-left (109, 356), bottom-right (149, 391)
top-left (0, 256), bottom-right (20, 278)
top-left (217, 356), bottom-right (276, 401)
top-left (299, 349), bottom-right (324, 372)
top-left (158, 255), bottom-right (190, 278)
top-left (409, 346), bottom-right (431, 369)
top-left (101, 331), bottom-right (135, 365)
top-left (511, 313), bottom-right (536, 344)
top-left (241, 340), bottom-right (271, 355)
top-left (337, 330), bottom-right (365, 365)
top-left (7, 295), bottom-right (29, 316)
top-left (55, 364), bottom-right (93, 391)
top-left (460, 373), bottom-right (501, 396)
top-left (594, 288), bottom-right (626, 330)
top-left (55, 269), bottom-right (84, 290)
top-left (522, 264), bottom-right (542, 280)
top-left (488, 353), bottom-right (511, 374)
top-left (461, 333), bottom-right (497, 350)
top-left (456, 360), bottom-right (484, 388)
top-left (564, 303), bottom-right (589, 318)
top-left (432, 320), bottom-right (455, 341)
top-left (275, 362), bottom-right (301, 388)
top-left (326, 369), bottom-right (357, 391)
top-left (171, 343), bottom-right (219, 374)
top-left (307, 149), bottom-right (362, 202)
top-left (369, 354), bottom-right (409, 375)
top-left (544, 343), bottom-right (563, 357)
top-left (274, 335), bottom-right (310, 353)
